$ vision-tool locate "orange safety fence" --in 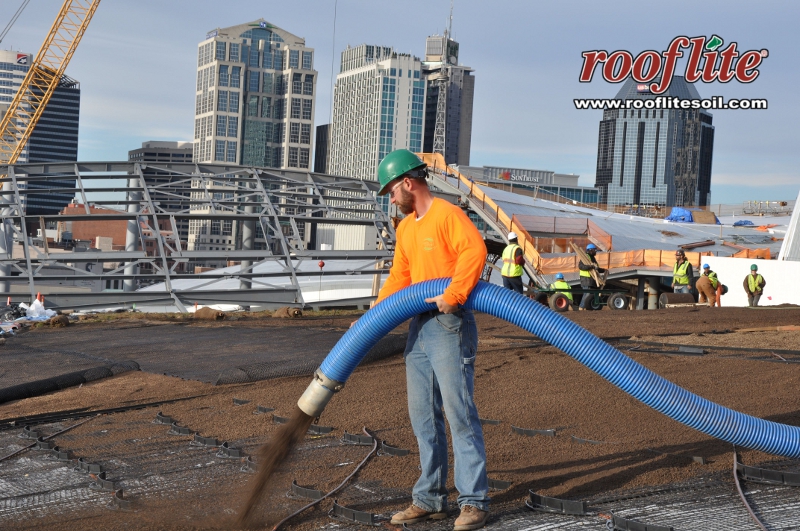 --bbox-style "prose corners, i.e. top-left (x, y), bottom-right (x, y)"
top-left (731, 248), bottom-right (771, 259)
top-left (417, 153), bottom-right (771, 277)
